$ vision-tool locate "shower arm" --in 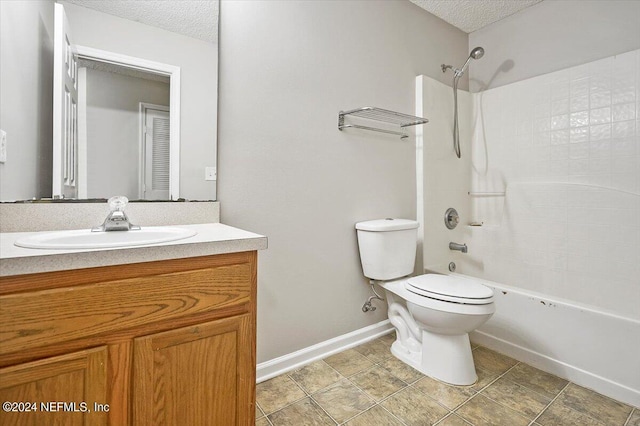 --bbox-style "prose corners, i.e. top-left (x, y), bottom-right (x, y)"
top-left (441, 64), bottom-right (454, 73)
